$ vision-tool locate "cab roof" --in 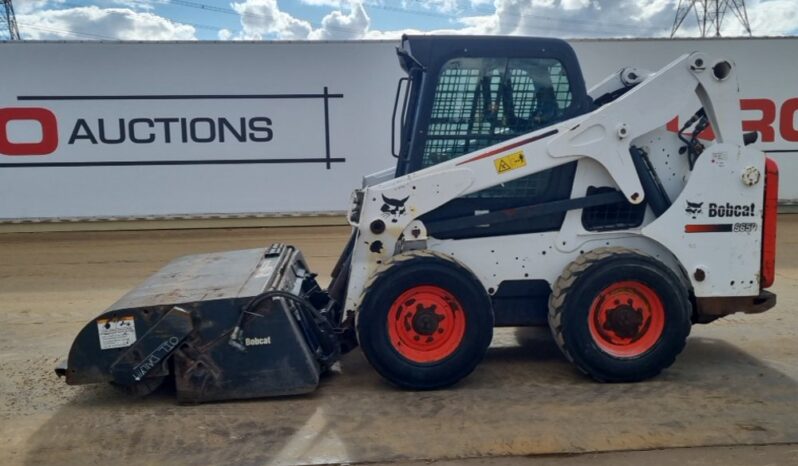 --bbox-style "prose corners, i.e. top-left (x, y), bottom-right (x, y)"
top-left (398, 35), bottom-right (582, 73)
